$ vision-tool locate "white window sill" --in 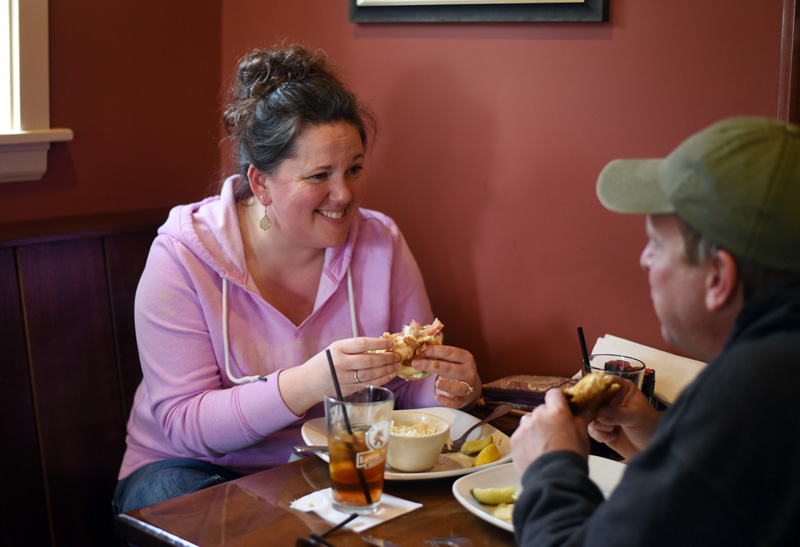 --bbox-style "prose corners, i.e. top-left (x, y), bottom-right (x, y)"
top-left (0, 128), bottom-right (73, 183)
